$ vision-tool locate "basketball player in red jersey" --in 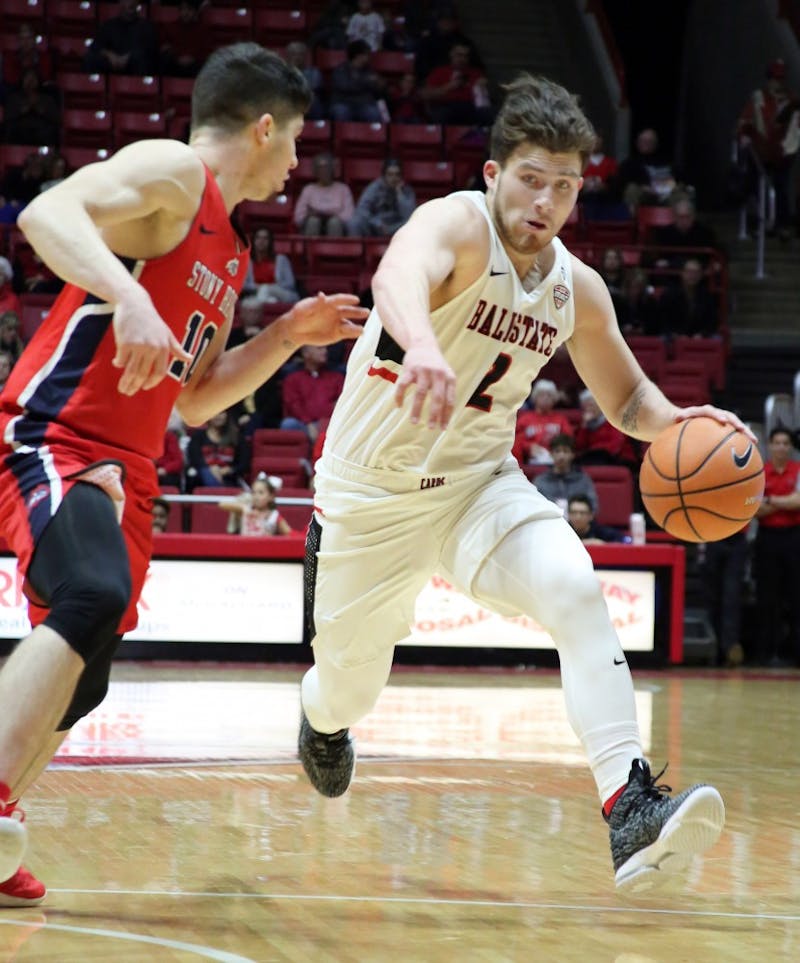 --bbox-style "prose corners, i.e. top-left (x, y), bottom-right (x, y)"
top-left (0, 42), bottom-right (367, 904)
